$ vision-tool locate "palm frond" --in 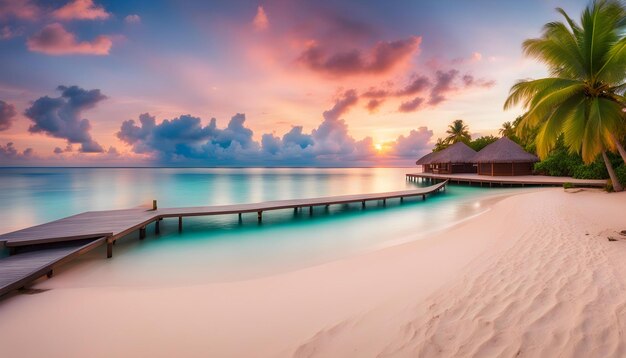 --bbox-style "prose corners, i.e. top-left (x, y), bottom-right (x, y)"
top-left (503, 78), bottom-right (579, 110)
top-left (522, 83), bottom-right (585, 129)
